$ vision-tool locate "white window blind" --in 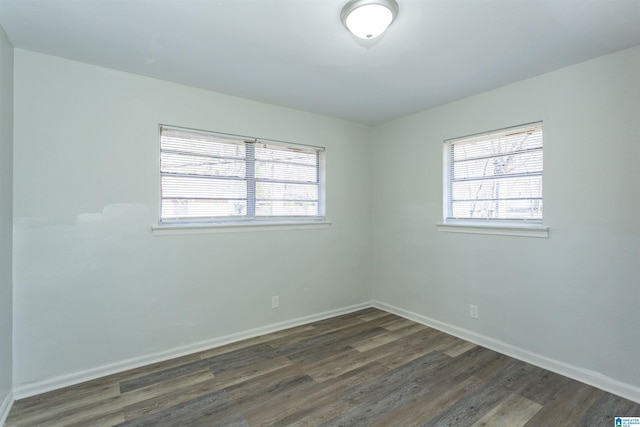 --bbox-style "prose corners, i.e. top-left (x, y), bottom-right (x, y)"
top-left (445, 122), bottom-right (543, 222)
top-left (160, 126), bottom-right (323, 224)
